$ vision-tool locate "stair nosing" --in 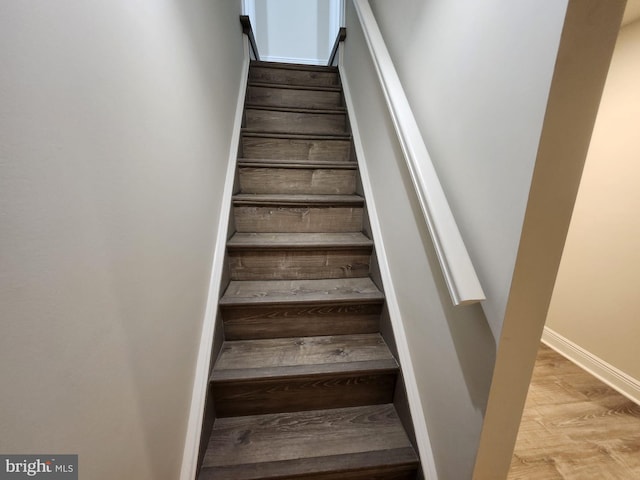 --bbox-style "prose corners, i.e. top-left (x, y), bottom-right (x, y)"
top-left (248, 81), bottom-right (342, 93)
top-left (232, 193), bottom-right (364, 207)
top-left (241, 129), bottom-right (351, 140)
top-left (237, 159), bottom-right (357, 169)
top-left (245, 104), bottom-right (346, 115)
